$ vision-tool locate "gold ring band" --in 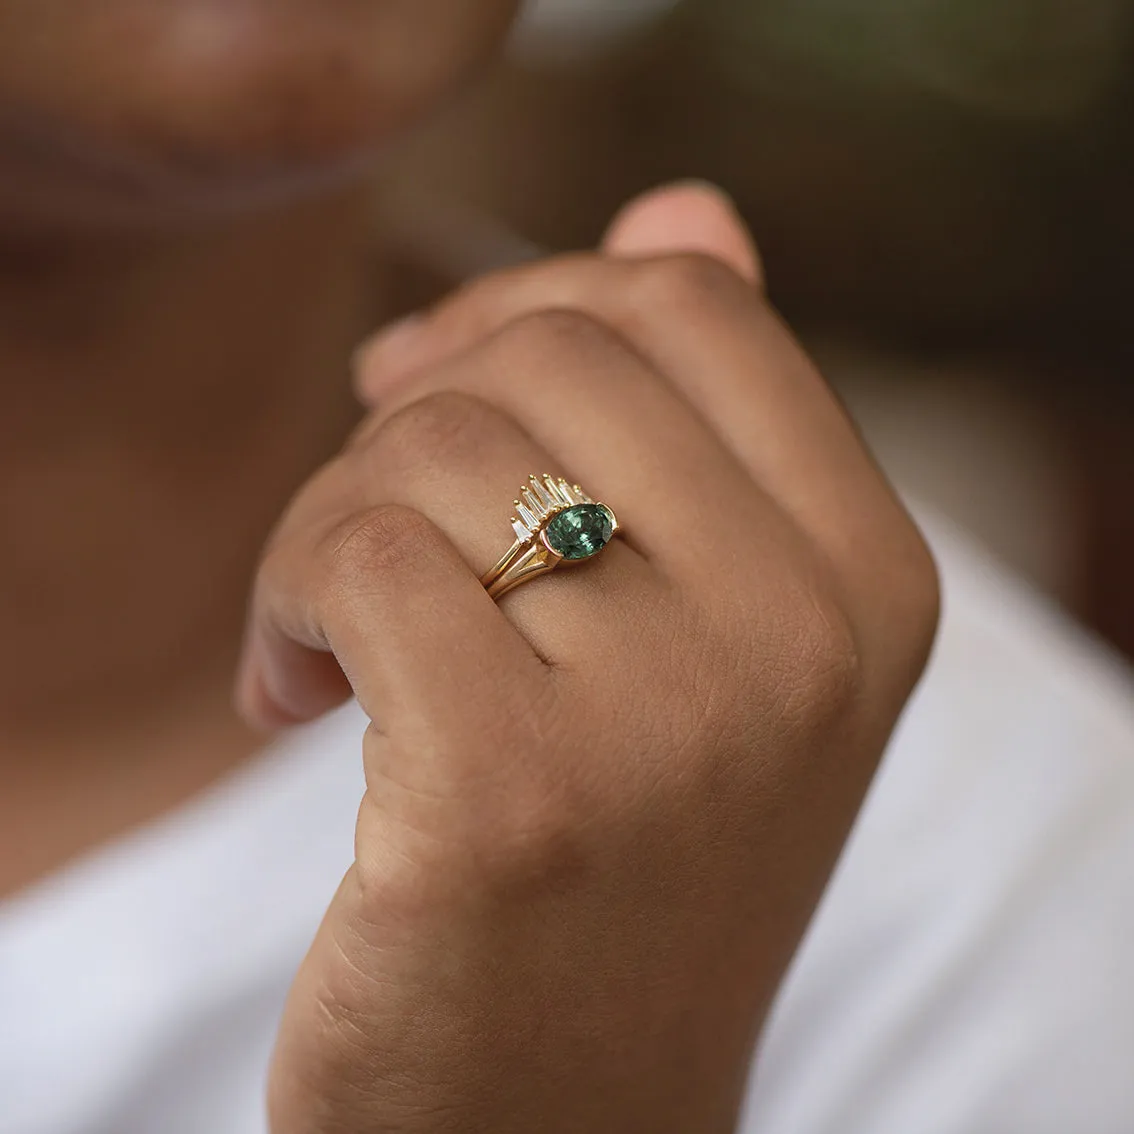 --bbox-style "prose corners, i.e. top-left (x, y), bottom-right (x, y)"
top-left (481, 474), bottom-right (620, 601)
